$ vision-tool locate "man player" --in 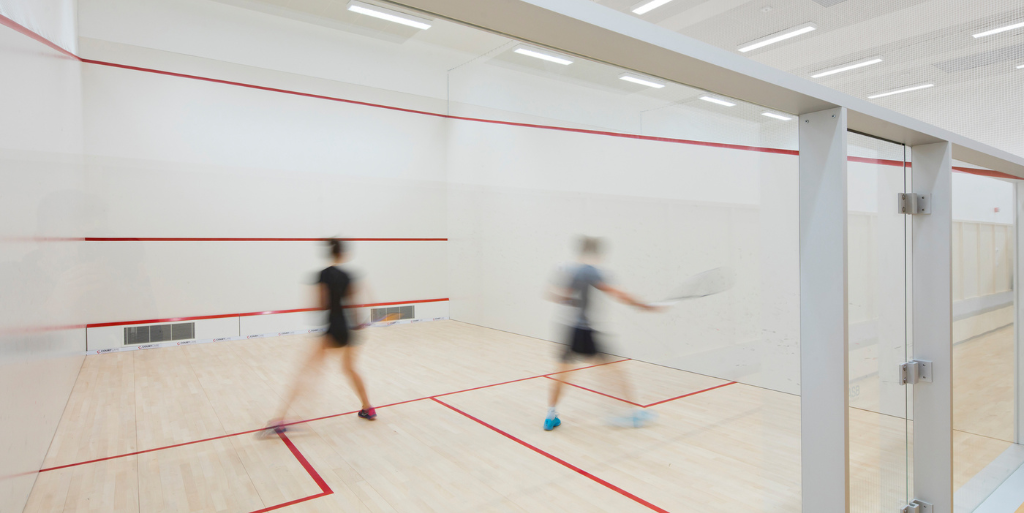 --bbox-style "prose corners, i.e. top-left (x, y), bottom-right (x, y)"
top-left (544, 236), bottom-right (658, 431)
top-left (263, 239), bottom-right (375, 436)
